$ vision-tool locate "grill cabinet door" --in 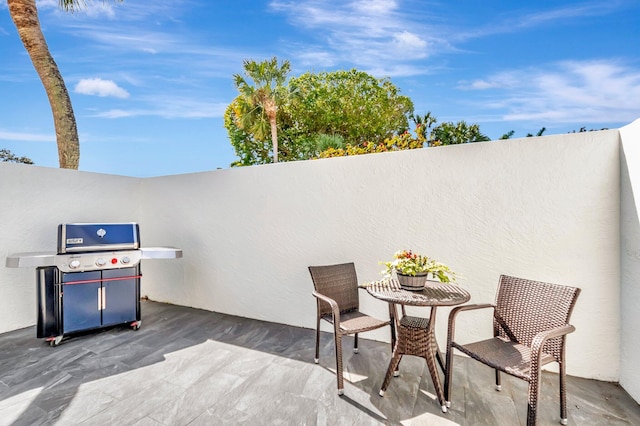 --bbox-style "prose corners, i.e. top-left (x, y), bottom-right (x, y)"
top-left (62, 271), bottom-right (102, 333)
top-left (101, 267), bottom-right (139, 326)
